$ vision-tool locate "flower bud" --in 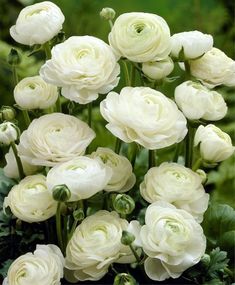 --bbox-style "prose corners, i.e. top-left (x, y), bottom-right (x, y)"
top-left (73, 208), bottom-right (85, 221)
top-left (7, 48), bottom-right (21, 66)
top-left (196, 169), bottom-right (207, 184)
top-left (142, 57), bottom-right (174, 80)
top-left (0, 106), bottom-right (16, 121)
top-left (112, 194), bottom-right (135, 215)
top-left (100, 7), bottom-right (116, 21)
top-left (121, 230), bottom-right (135, 246)
top-left (0, 122), bottom-right (19, 145)
top-left (114, 273), bottom-right (137, 285)
top-left (52, 184), bottom-right (71, 202)
top-left (201, 254), bottom-right (210, 267)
